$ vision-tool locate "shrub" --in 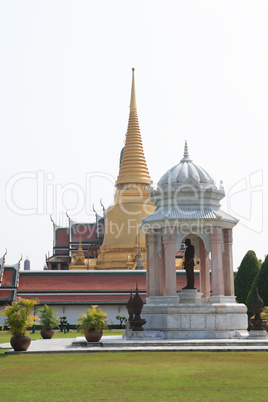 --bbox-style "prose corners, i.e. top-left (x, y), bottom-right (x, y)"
top-left (246, 255), bottom-right (268, 315)
top-left (39, 305), bottom-right (60, 330)
top-left (116, 315), bottom-right (127, 328)
top-left (234, 250), bottom-right (260, 305)
top-left (261, 307), bottom-right (268, 321)
top-left (0, 298), bottom-right (39, 337)
top-left (77, 305), bottom-right (111, 332)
